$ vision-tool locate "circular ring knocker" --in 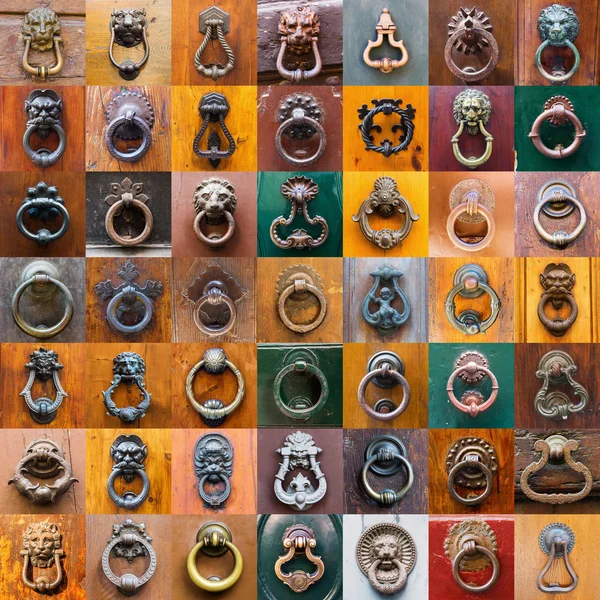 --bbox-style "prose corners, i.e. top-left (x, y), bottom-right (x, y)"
top-left (106, 289), bottom-right (154, 335)
top-left (445, 27), bottom-right (499, 83)
top-left (109, 8), bottom-right (150, 80)
top-left (194, 210), bottom-right (235, 247)
top-left (194, 286), bottom-right (237, 336)
top-left (447, 189), bottom-right (495, 252)
top-left (452, 542), bottom-right (500, 593)
top-left (105, 114), bottom-right (152, 163)
top-left (447, 456), bottom-right (493, 506)
top-left (105, 198), bottom-right (153, 246)
top-left (536, 39), bottom-right (579, 83)
top-left (23, 122), bottom-right (67, 168)
top-left (277, 277), bottom-right (327, 334)
top-left (107, 467), bottom-right (150, 510)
